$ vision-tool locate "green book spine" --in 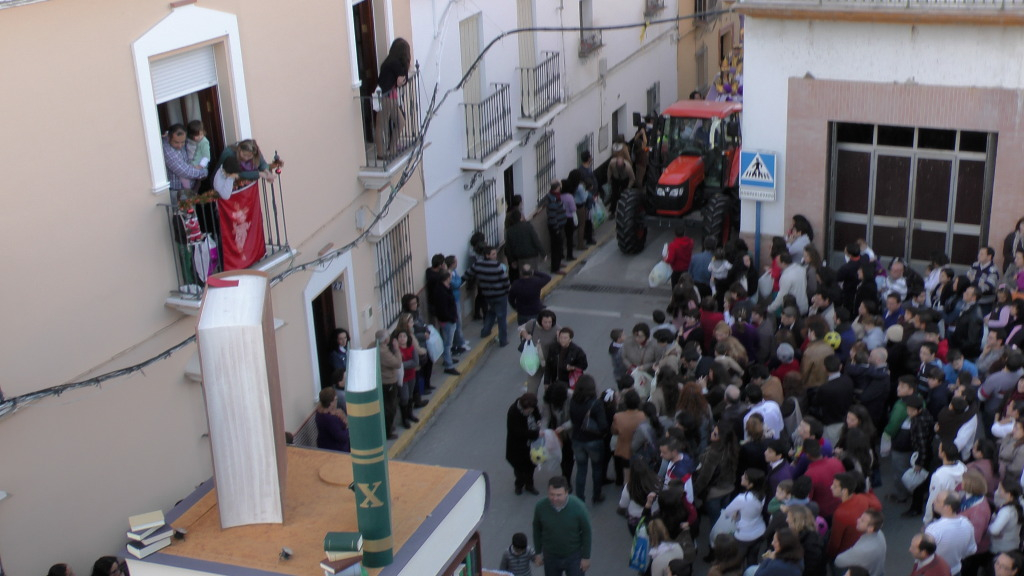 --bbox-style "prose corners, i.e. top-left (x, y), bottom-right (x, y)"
top-left (323, 532), bottom-right (362, 552)
top-left (346, 349), bottom-right (394, 568)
